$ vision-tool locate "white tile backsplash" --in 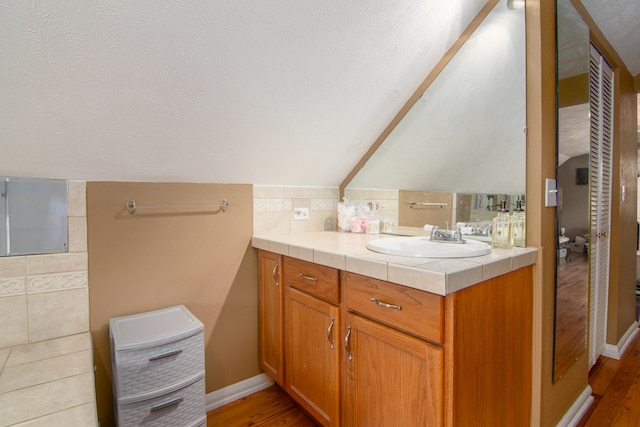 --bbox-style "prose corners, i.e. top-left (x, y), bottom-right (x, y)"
top-left (253, 185), bottom-right (339, 234)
